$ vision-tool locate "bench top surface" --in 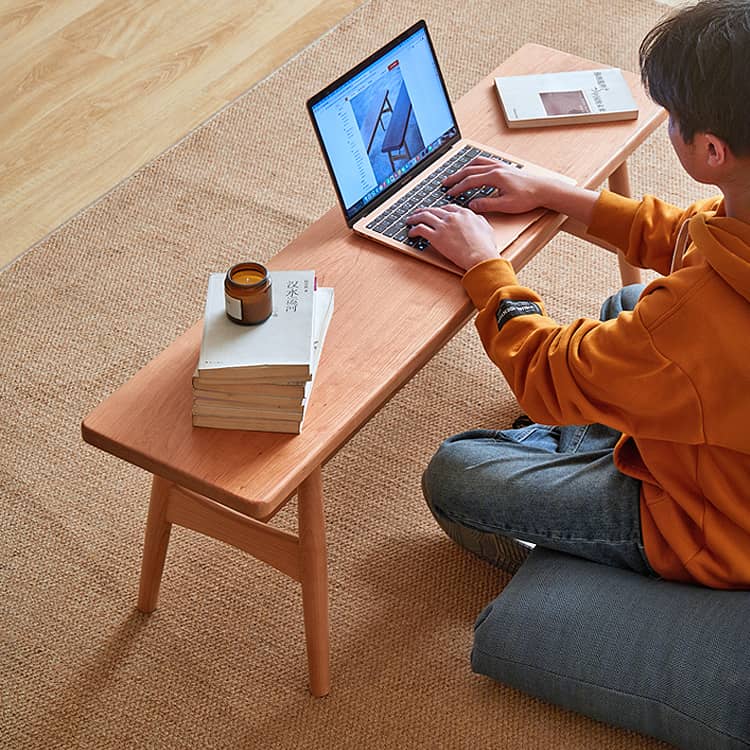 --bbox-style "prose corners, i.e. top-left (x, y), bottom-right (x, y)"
top-left (82, 44), bottom-right (665, 521)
